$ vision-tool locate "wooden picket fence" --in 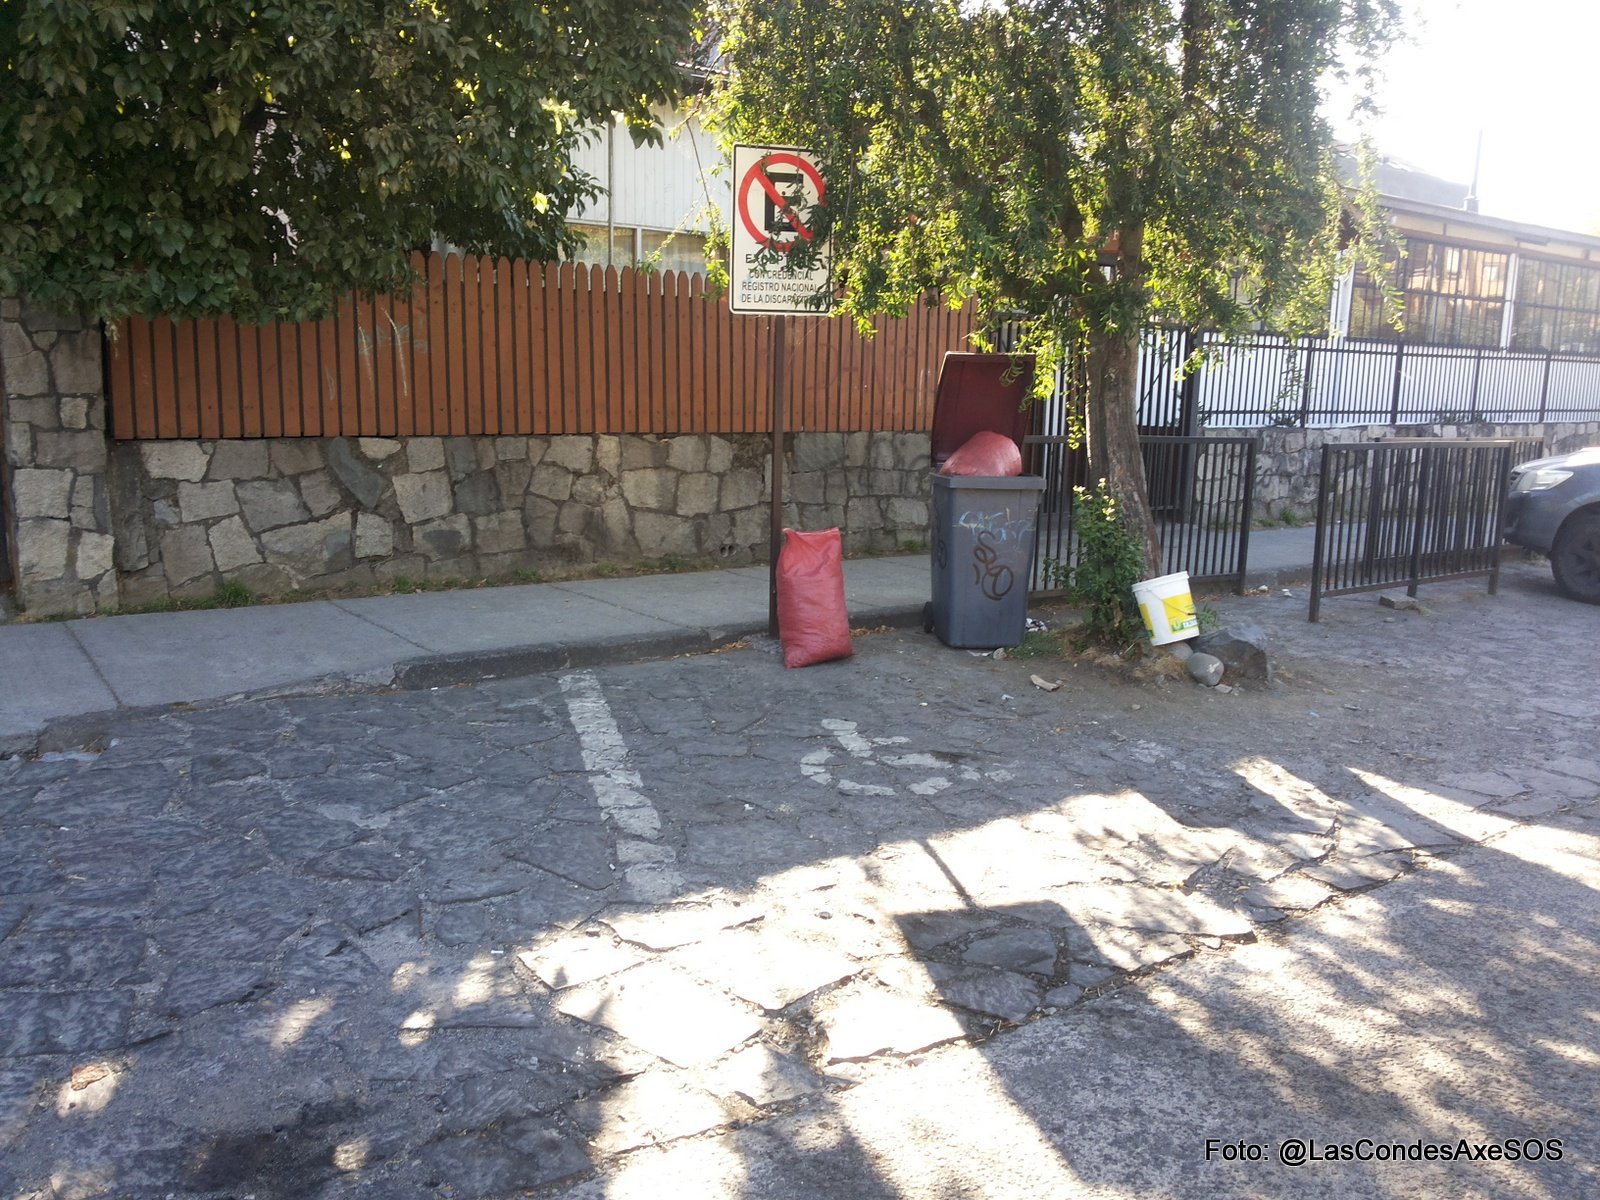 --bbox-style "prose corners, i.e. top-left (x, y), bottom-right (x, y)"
top-left (106, 251), bottom-right (979, 440)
